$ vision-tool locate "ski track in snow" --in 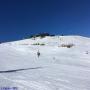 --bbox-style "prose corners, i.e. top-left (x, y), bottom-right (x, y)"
top-left (14, 80), bottom-right (52, 90)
